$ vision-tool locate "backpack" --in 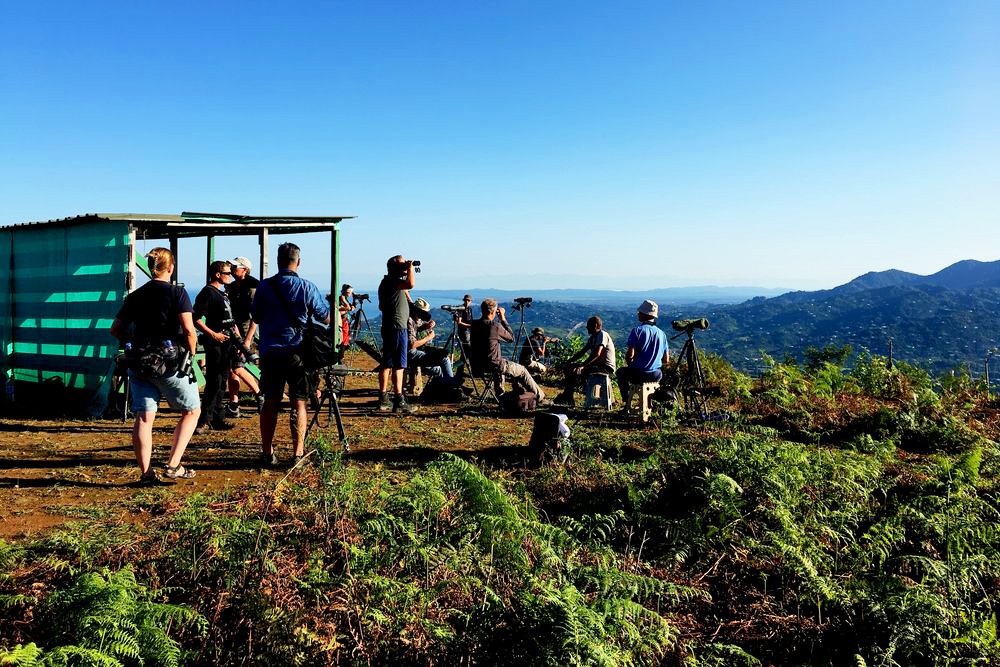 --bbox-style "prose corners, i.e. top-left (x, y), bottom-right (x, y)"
top-left (500, 390), bottom-right (537, 415)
